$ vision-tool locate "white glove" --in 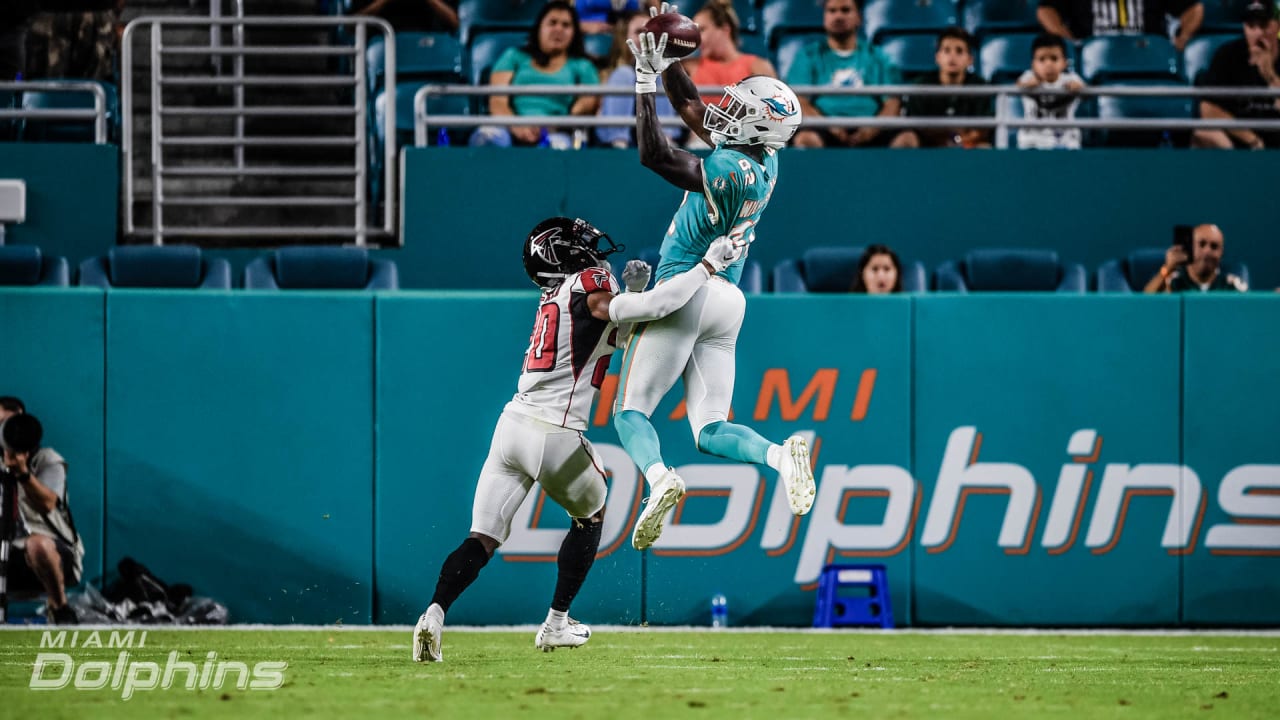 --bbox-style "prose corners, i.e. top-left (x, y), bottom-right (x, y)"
top-left (621, 259), bottom-right (652, 292)
top-left (628, 31), bottom-right (675, 94)
top-left (703, 236), bottom-right (743, 274)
